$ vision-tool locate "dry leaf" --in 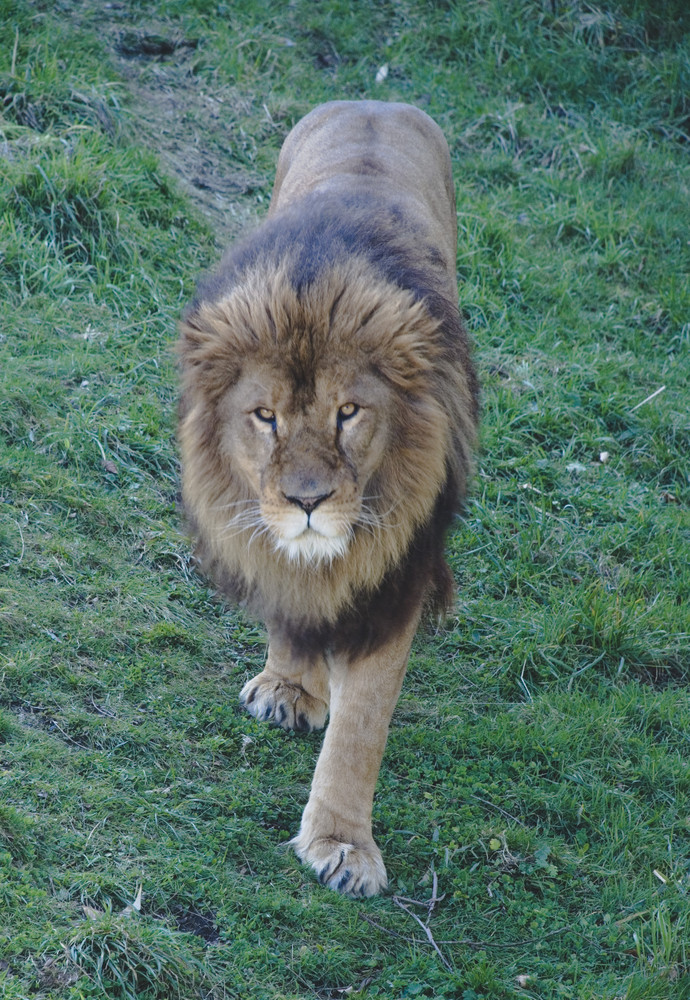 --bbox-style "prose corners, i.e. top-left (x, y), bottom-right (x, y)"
top-left (121, 884), bottom-right (143, 917)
